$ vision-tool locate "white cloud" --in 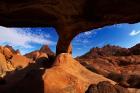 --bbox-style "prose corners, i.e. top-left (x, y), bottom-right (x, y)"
top-left (84, 31), bottom-right (92, 35)
top-left (0, 26), bottom-right (55, 48)
top-left (129, 30), bottom-right (140, 36)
